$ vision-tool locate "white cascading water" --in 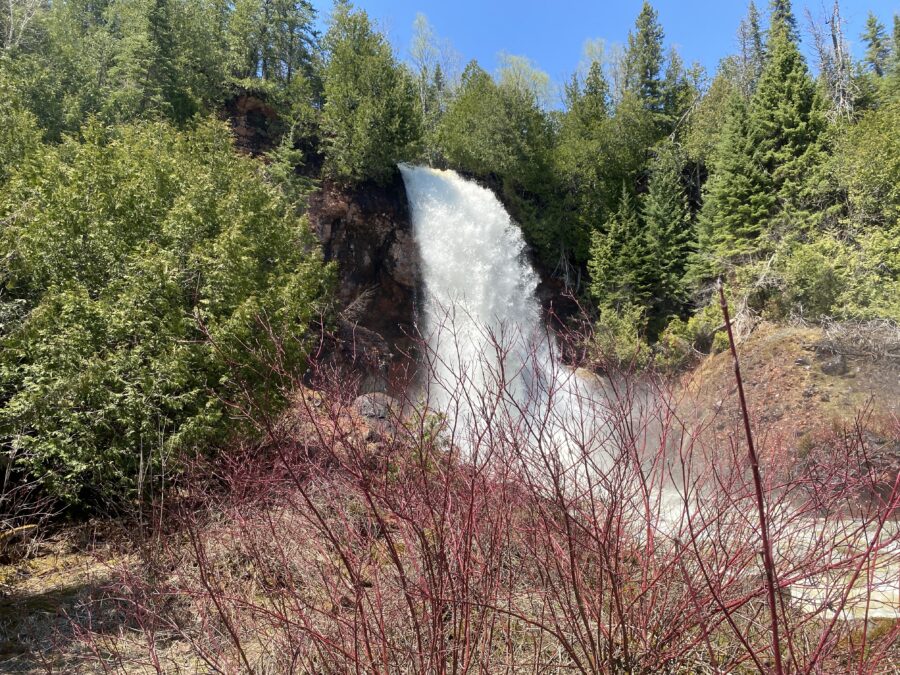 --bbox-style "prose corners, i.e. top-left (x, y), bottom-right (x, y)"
top-left (399, 164), bottom-right (589, 453)
top-left (399, 164), bottom-right (900, 619)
